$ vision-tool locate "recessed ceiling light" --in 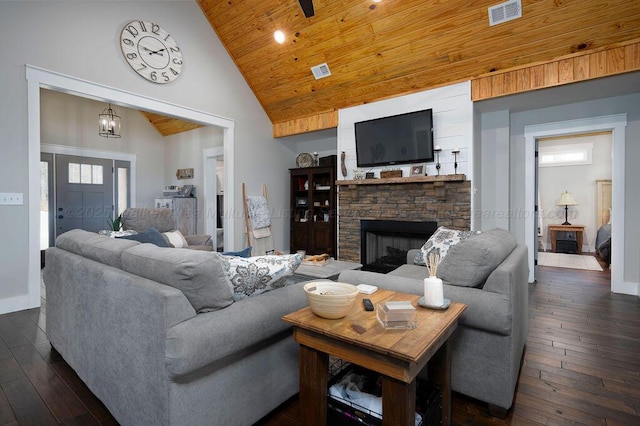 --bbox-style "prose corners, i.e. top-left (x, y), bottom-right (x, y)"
top-left (274, 30), bottom-right (285, 44)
